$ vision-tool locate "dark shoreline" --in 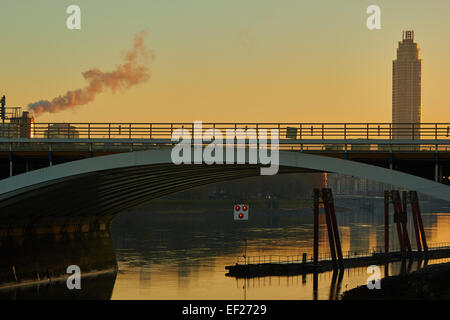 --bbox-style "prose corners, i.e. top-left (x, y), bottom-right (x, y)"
top-left (341, 261), bottom-right (450, 299)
